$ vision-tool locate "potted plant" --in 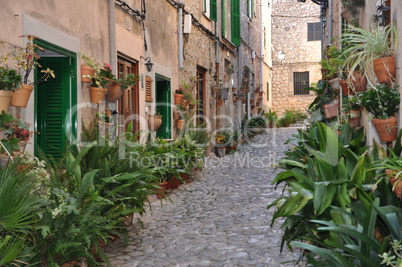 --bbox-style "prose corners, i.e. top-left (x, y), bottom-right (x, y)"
top-left (341, 0), bottom-right (365, 25)
top-left (341, 24), bottom-right (398, 87)
top-left (224, 64), bottom-right (236, 82)
top-left (306, 80), bottom-right (339, 120)
top-left (174, 89), bottom-right (185, 104)
top-left (0, 67), bottom-right (22, 113)
top-left (264, 109), bottom-right (278, 128)
top-left (108, 72), bottom-right (140, 102)
top-left (80, 53), bottom-right (100, 83)
top-left (11, 35), bottom-right (55, 108)
top-left (148, 111), bottom-right (163, 132)
top-left (342, 95), bottom-right (361, 128)
top-left (88, 63), bottom-right (112, 104)
top-left (358, 84), bottom-right (400, 142)
top-left (374, 150), bottom-right (402, 199)
top-left (320, 45), bottom-right (344, 90)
